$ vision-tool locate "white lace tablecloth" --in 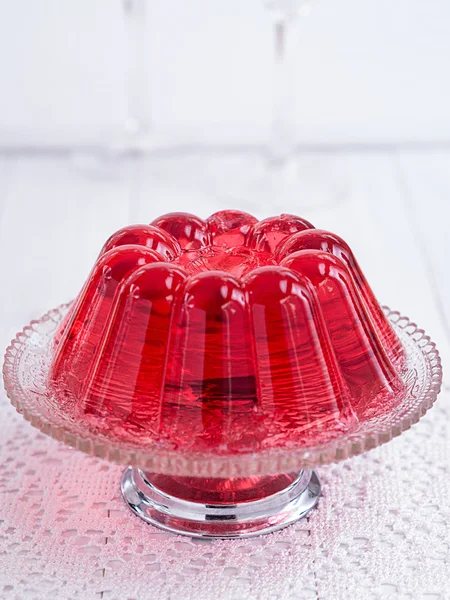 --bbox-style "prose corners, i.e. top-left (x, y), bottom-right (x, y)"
top-left (0, 385), bottom-right (448, 600)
